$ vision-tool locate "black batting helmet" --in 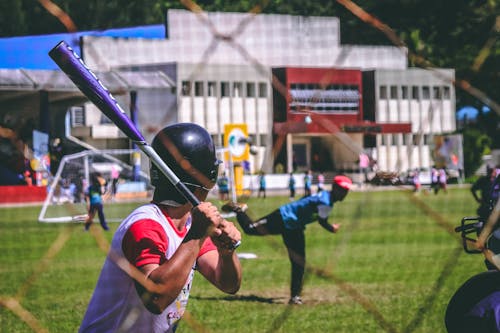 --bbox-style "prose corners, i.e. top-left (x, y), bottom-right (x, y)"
top-left (151, 123), bottom-right (220, 203)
